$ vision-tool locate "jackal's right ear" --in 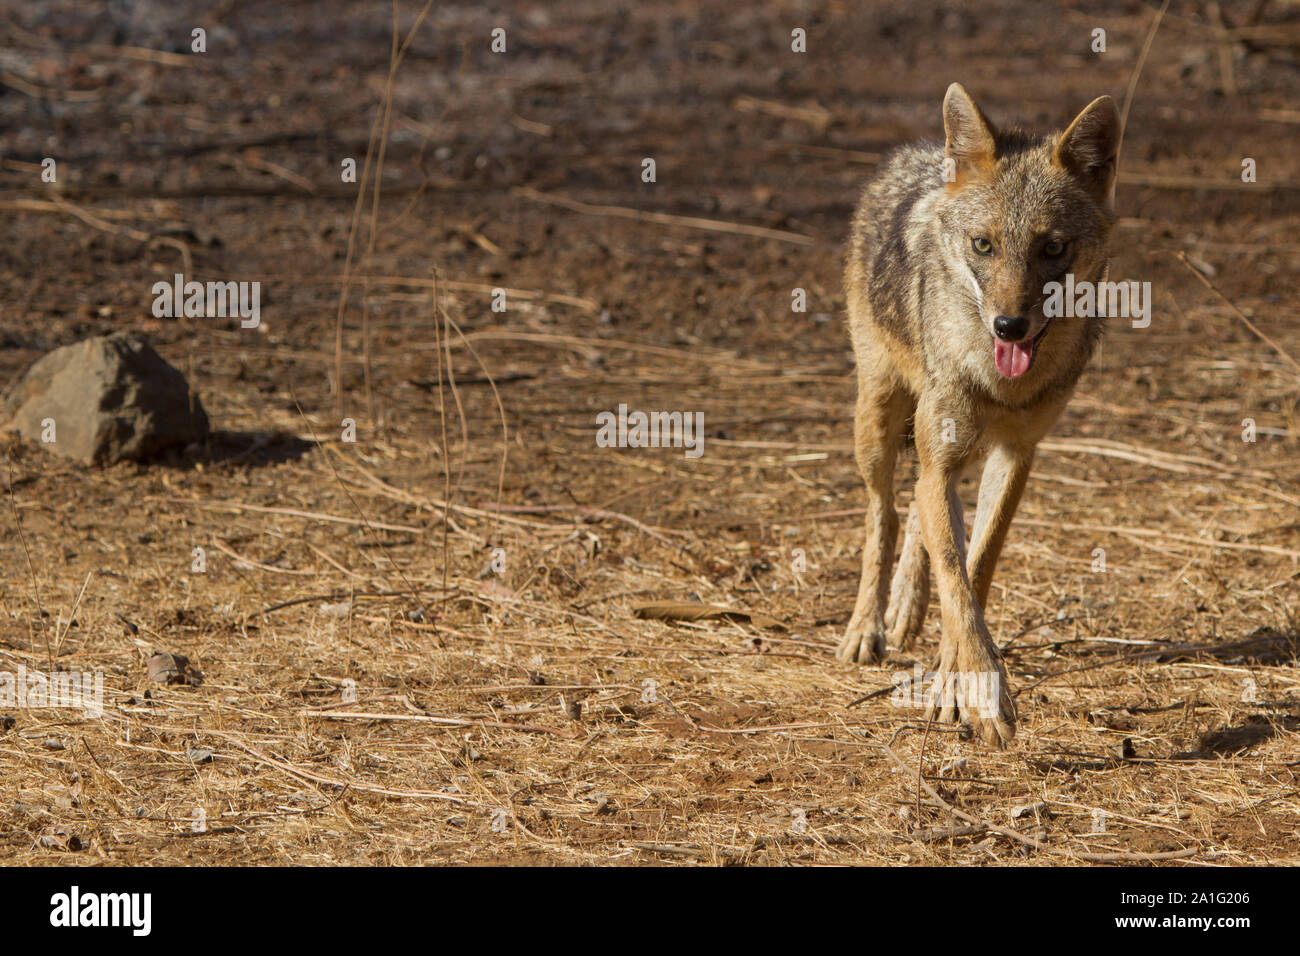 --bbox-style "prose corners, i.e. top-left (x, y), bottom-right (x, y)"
top-left (1053, 95), bottom-right (1120, 204)
top-left (943, 83), bottom-right (997, 184)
